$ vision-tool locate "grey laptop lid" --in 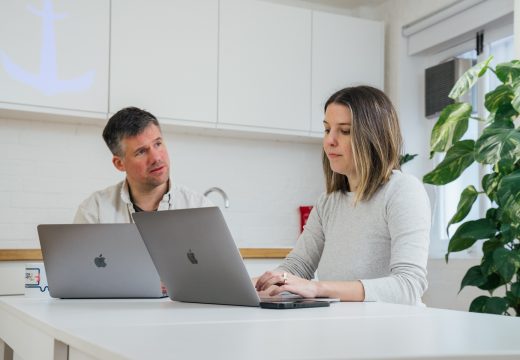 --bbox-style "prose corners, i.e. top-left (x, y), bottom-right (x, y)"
top-left (37, 224), bottom-right (164, 299)
top-left (133, 207), bottom-right (262, 307)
